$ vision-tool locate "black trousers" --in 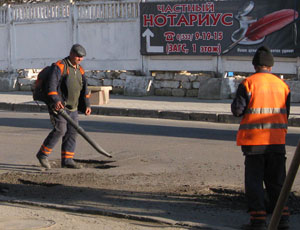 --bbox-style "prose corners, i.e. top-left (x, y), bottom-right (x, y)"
top-left (244, 152), bottom-right (287, 213)
top-left (37, 109), bottom-right (79, 159)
